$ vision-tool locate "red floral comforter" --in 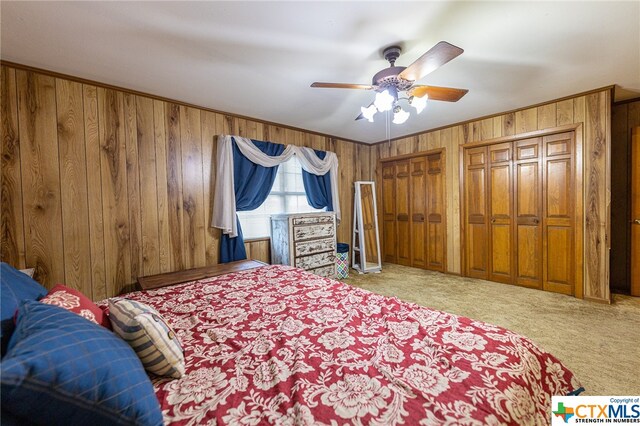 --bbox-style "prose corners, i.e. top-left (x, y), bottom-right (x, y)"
top-left (125, 265), bottom-right (581, 425)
